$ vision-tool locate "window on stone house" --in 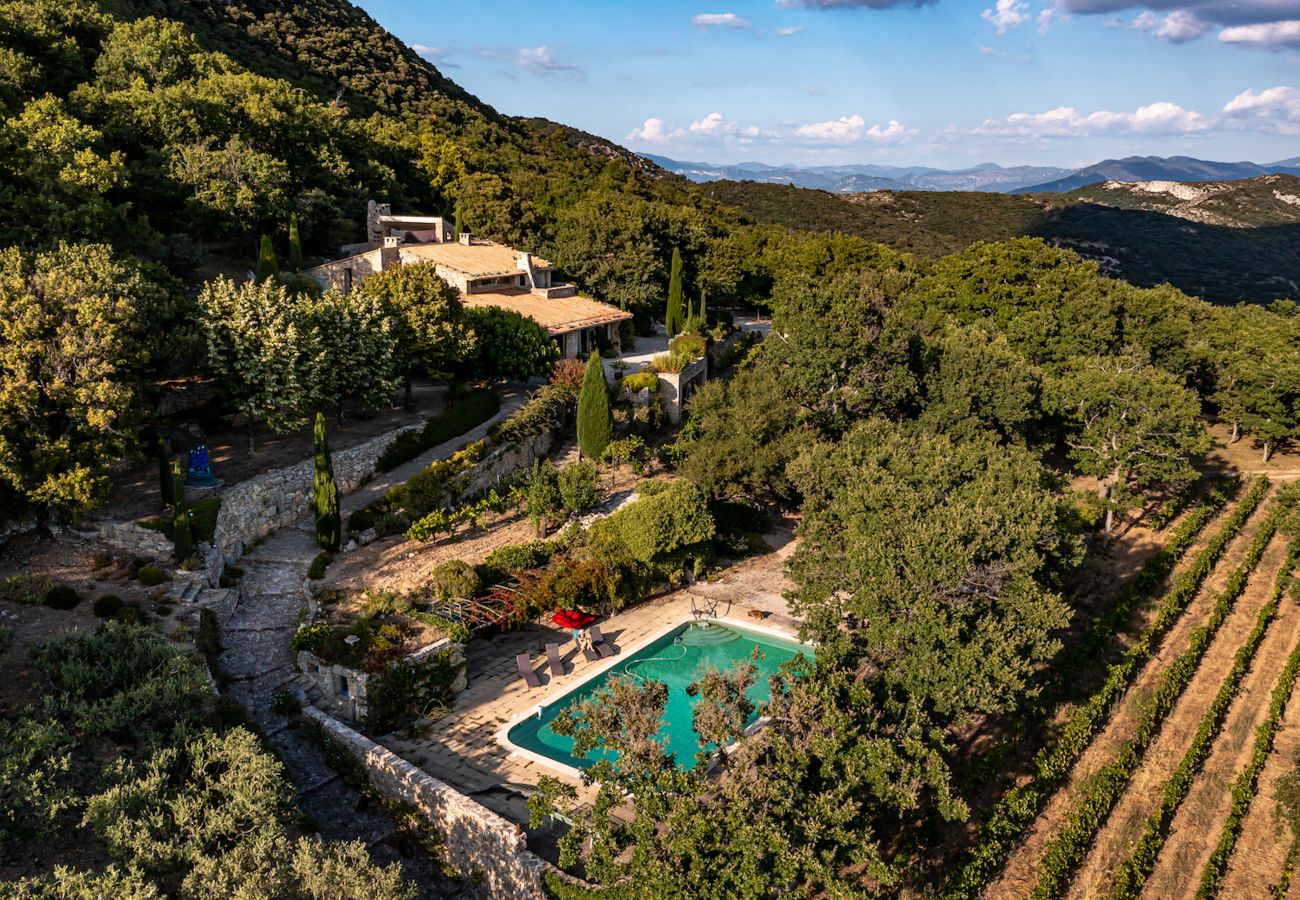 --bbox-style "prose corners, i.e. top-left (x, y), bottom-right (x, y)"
top-left (338, 675), bottom-right (350, 698)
